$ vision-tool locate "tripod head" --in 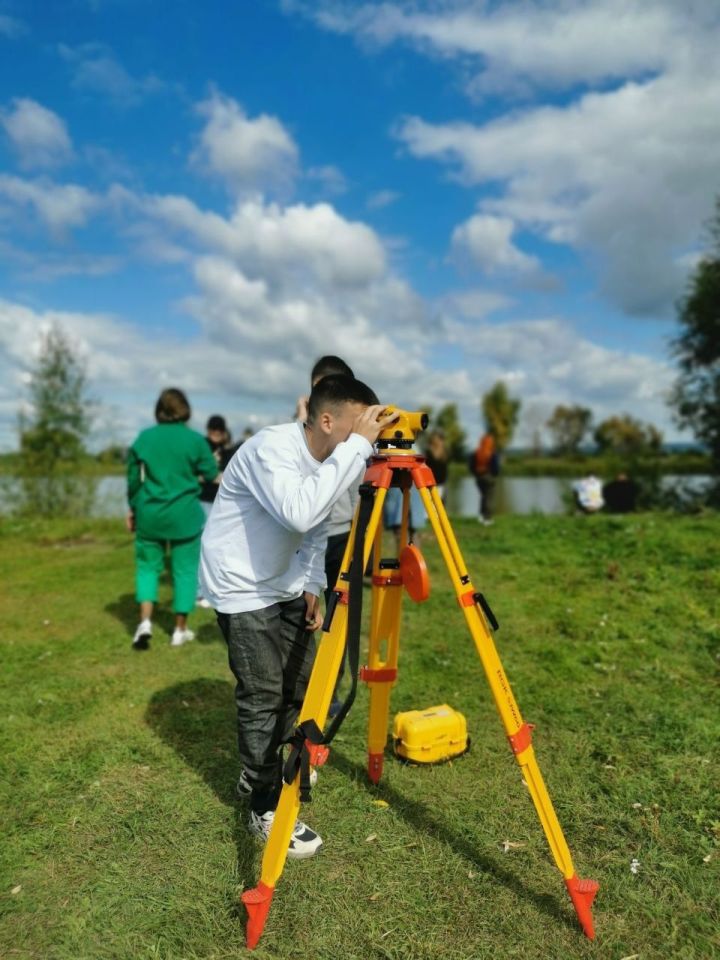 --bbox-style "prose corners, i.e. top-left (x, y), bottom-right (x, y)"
top-left (377, 406), bottom-right (429, 450)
